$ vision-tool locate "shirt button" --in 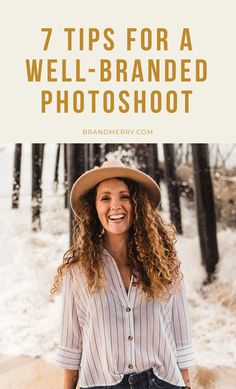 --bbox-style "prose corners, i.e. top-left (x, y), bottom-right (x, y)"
top-left (128, 364), bottom-right (133, 369)
top-left (128, 336), bottom-right (133, 340)
top-left (126, 307), bottom-right (131, 312)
